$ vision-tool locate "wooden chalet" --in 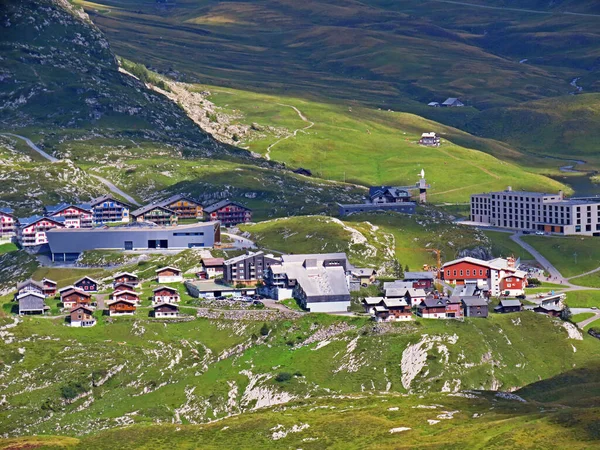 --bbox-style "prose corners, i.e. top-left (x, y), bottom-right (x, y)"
top-left (350, 268), bottom-right (377, 286)
top-left (112, 289), bottom-right (140, 305)
top-left (113, 272), bottom-right (139, 288)
top-left (42, 278), bottom-right (57, 297)
top-left (403, 272), bottom-right (435, 290)
top-left (419, 132), bottom-right (441, 147)
top-left (155, 266), bottom-right (183, 283)
top-left (153, 286), bottom-right (180, 304)
top-left (153, 302), bottom-right (179, 318)
top-left (16, 279), bottom-right (44, 298)
top-left (494, 299), bottom-right (522, 314)
top-left (17, 292), bottom-right (49, 315)
top-left (131, 204), bottom-right (178, 227)
top-left (156, 194), bottom-right (203, 219)
top-left (113, 282), bottom-right (137, 293)
top-left (61, 288), bottom-right (92, 309)
top-left (204, 200), bottom-right (252, 227)
top-left (70, 305), bottom-right (96, 327)
top-left (200, 258), bottom-right (224, 279)
top-left (461, 297), bottom-right (489, 318)
top-left (74, 276), bottom-right (99, 293)
top-left (107, 299), bottom-right (136, 316)
top-left (361, 297), bottom-right (412, 322)
top-left (417, 296), bottom-right (463, 319)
